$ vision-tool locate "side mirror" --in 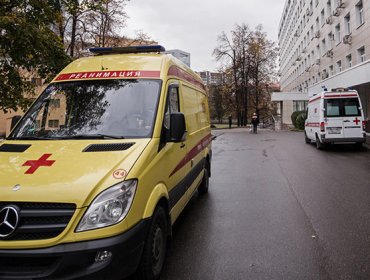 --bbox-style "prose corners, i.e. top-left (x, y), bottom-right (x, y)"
top-left (10, 115), bottom-right (22, 131)
top-left (169, 113), bottom-right (186, 142)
